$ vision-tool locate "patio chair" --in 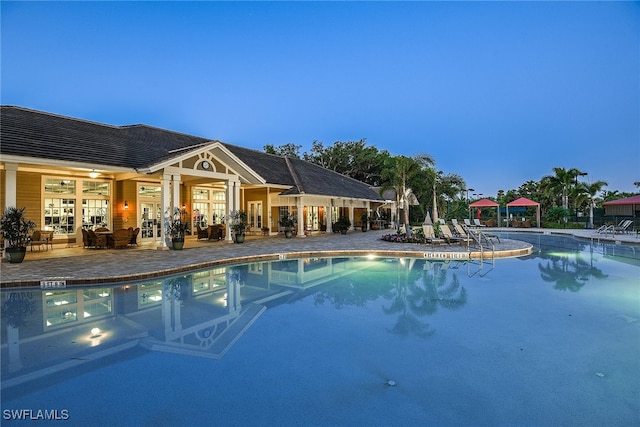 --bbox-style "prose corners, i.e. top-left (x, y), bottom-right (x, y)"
top-left (484, 218), bottom-right (497, 227)
top-left (88, 229), bottom-right (107, 249)
top-left (473, 219), bottom-right (486, 227)
top-left (464, 219), bottom-right (474, 228)
top-left (81, 228), bottom-right (92, 248)
top-left (129, 227), bottom-right (140, 245)
top-left (30, 230), bottom-right (53, 251)
top-left (197, 225), bottom-right (210, 240)
top-left (112, 228), bottom-right (132, 249)
top-left (210, 224), bottom-right (225, 240)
